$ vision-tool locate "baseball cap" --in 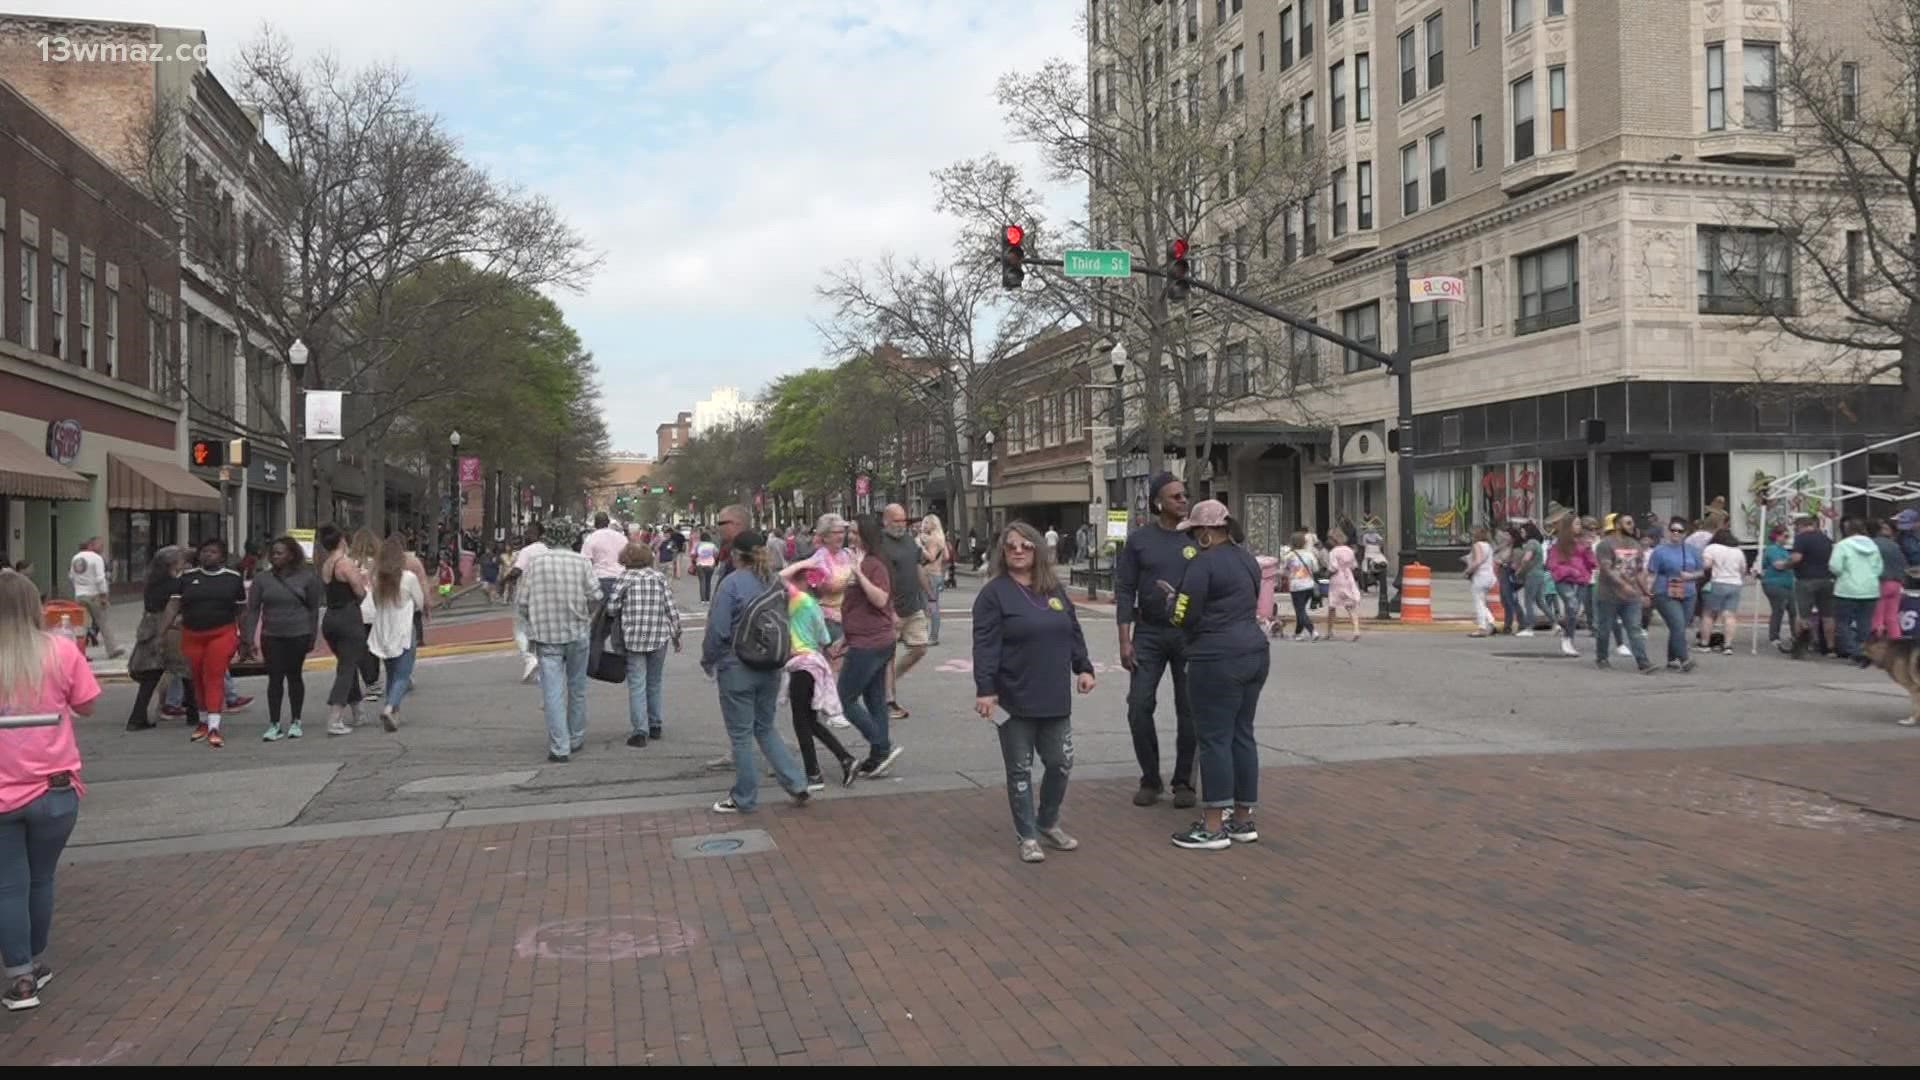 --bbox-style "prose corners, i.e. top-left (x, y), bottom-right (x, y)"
top-left (1896, 508), bottom-right (1919, 531)
top-left (1176, 499), bottom-right (1232, 531)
